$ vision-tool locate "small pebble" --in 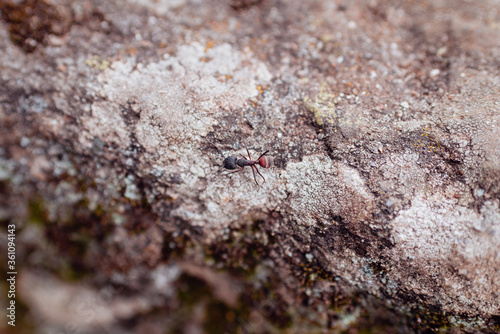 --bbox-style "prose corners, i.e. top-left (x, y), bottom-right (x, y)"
top-left (436, 47), bottom-right (447, 57)
top-left (430, 69), bottom-right (440, 78)
top-left (20, 137), bottom-right (30, 147)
